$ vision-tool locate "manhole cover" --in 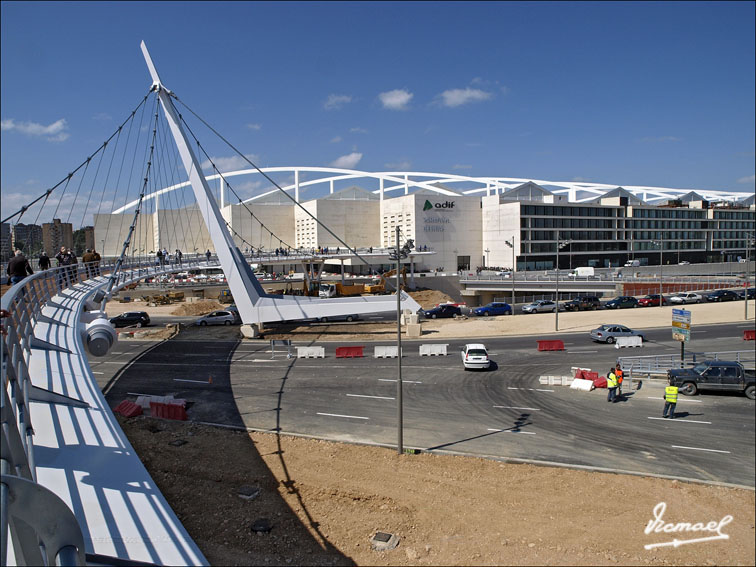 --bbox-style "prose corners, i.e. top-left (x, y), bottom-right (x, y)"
top-left (370, 531), bottom-right (399, 551)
